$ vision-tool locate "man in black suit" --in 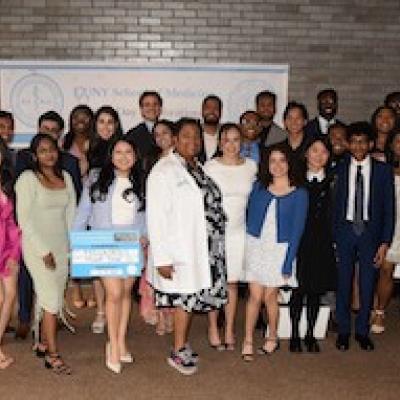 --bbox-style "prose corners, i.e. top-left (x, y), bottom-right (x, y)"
top-left (305, 88), bottom-right (343, 138)
top-left (15, 110), bottom-right (82, 340)
top-left (125, 91), bottom-right (163, 160)
top-left (197, 95), bottom-right (222, 164)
